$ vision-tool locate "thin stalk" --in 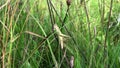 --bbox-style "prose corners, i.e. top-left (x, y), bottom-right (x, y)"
top-left (1, 37), bottom-right (5, 68)
top-left (8, 29), bottom-right (13, 68)
top-left (7, 1), bottom-right (20, 67)
top-left (49, 1), bottom-right (62, 23)
top-left (101, 1), bottom-right (105, 57)
top-left (83, 0), bottom-right (92, 67)
top-left (47, 0), bottom-right (61, 65)
top-left (83, 0), bottom-right (92, 46)
top-left (104, 0), bottom-right (113, 50)
top-left (104, 0), bottom-right (113, 67)
top-left (62, 6), bottom-right (70, 27)
top-left (98, 0), bottom-right (102, 16)
top-left (47, 0), bottom-right (59, 43)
